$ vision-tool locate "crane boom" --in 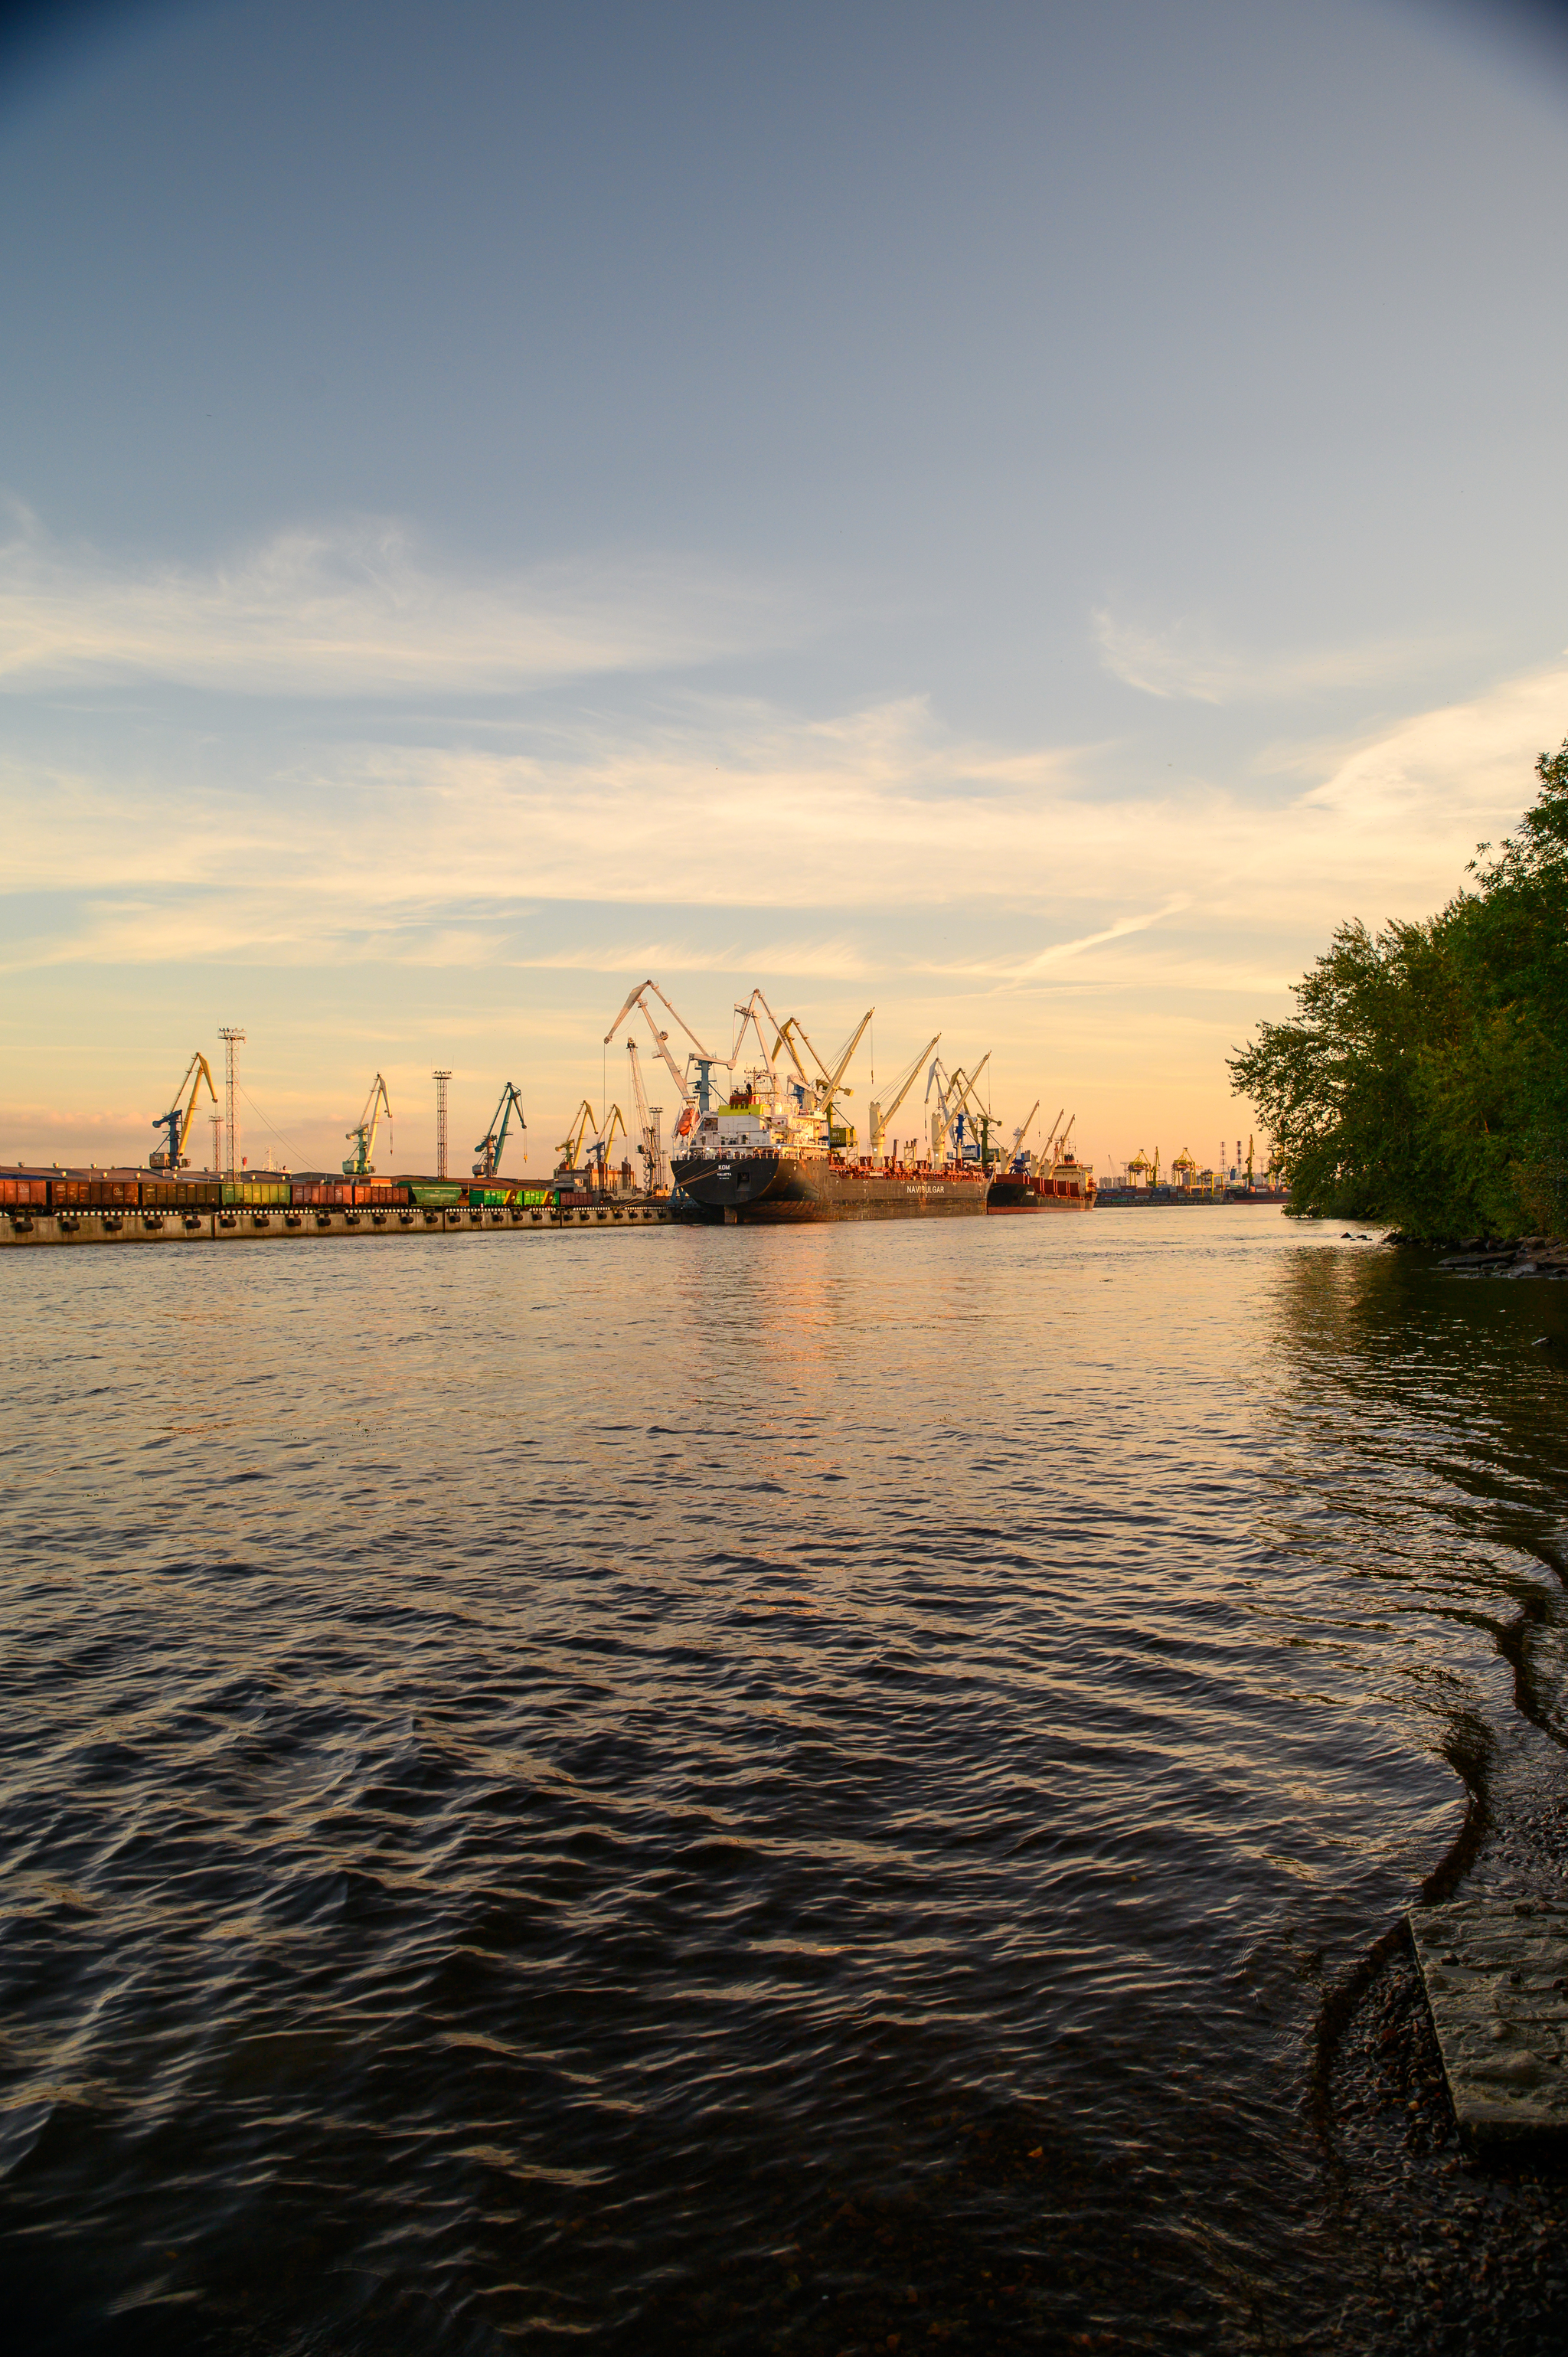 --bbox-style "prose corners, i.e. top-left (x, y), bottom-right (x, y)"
top-left (1004, 1098), bottom-right (1040, 1167)
top-left (1033, 1106), bottom-right (1066, 1175)
top-left (604, 979), bottom-right (713, 1115)
top-left (603, 978), bottom-right (714, 1061)
top-left (868, 1032), bottom-right (939, 1155)
top-left (152, 1051), bottom-right (218, 1169)
top-left (818, 1007), bottom-right (874, 1104)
